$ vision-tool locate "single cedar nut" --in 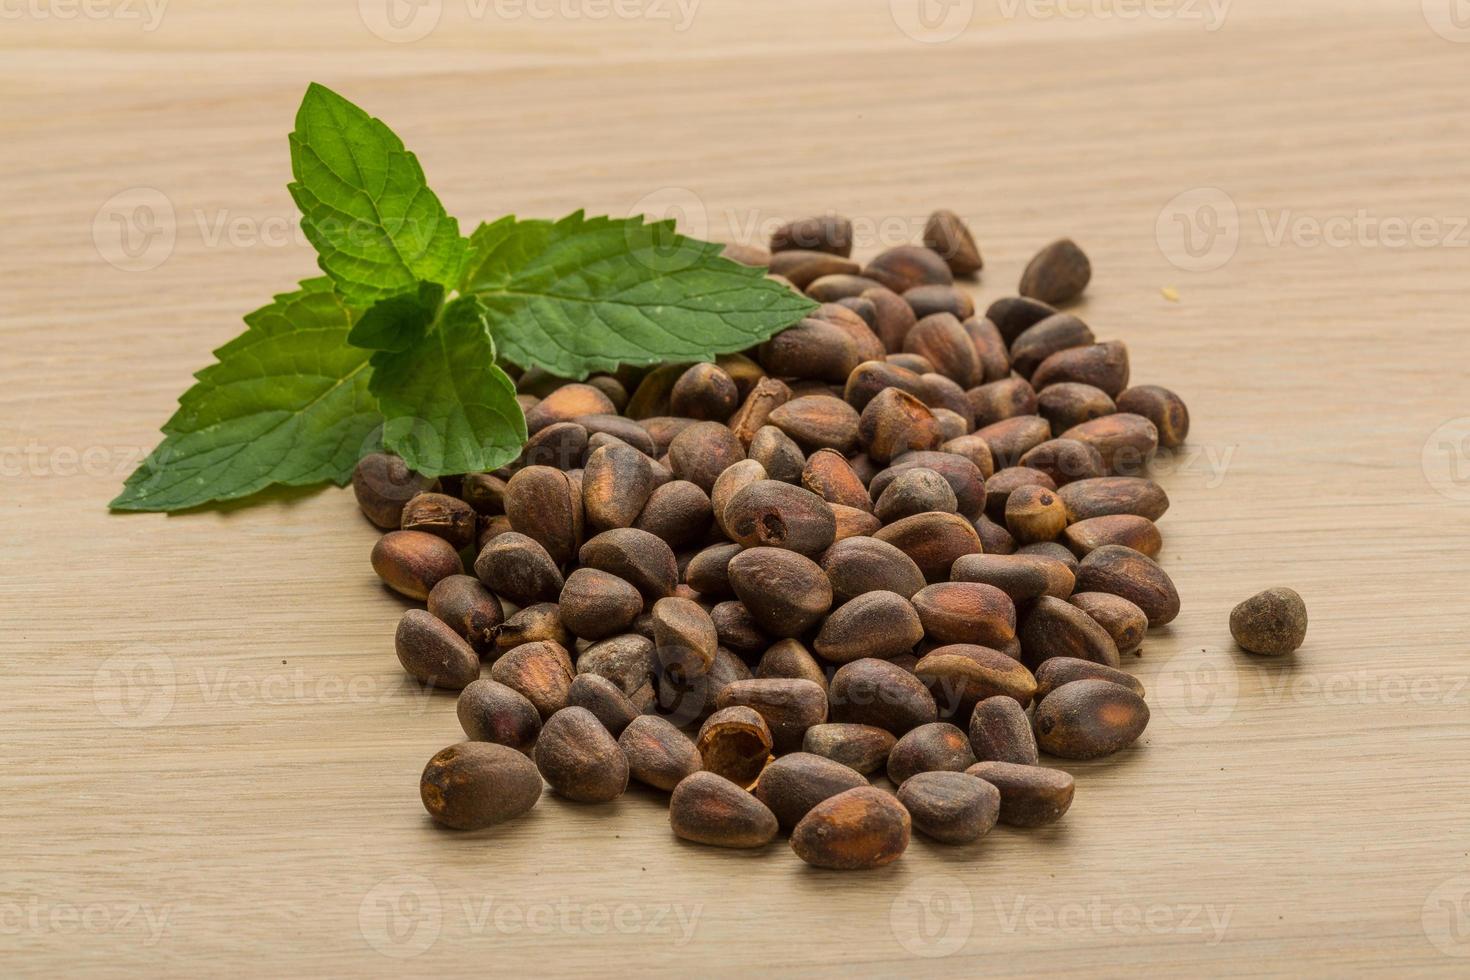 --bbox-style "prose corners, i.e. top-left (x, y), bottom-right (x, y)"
top-left (814, 590), bottom-right (925, 664)
top-left (1230, 587), bottom-right (1308, 655)
top-left (863, 245), bottom-right (954, 294)
top-left (372, 530), bottom-right (463, 600)
top-left (832, 504), bottom-right (882, 540)
top-left (670, 363), bottom-right (740, 422)
top-left (1005, 484), bottom-right (1068, 544)
top-left (911, 583), bottom-right (1018, 648)
top-left (897, 771), bottom-right (1000, 845)
top-left (684, 542), bottom-right (742, 597)
top-left (904, 313), bottom-right (982, 388)
top-left (1019, 238), bottom-right (1091, 305)
top-left (489, 640), bottom-right (575, 719)
top-left (875, 451), bottom-right (987, 518)
top-left (711, 601), bottom-right (767, 655)
top-left (1063, 413), bottom-right (1160, 476)
top-left (757, 638), bottom-right (829, 691)
top-left (974, 515), bottom-right (1017, 556)
top-left (1019, 438), bottom-right (1106, 486)
top-left (1033, 657), bottom-right (1146, 702)
top-left (820, 536), bottom-right (927, 602)
top-left (965, 761), bottom-right (1075, 827)
top-left (985, 296), bottom-right (1058, 345)
top-left (632, 480), bottom-right (712, 549)
top-left (1069, 592), bottom-right (1149, 655)
top-left (1016, 541), bottom-right (1079, 575)
top-left (457, 679), bottom-right (542, 752)
top-left (558, 567), bottom-right (642, 640)
top-left (724, 480), bottom-right (837, 556)
top-left (968, 696), bottom-right (1039, 765)
top-left (755, 752), bottom-right (869, 830)
top-left (913, 645), bottom-right (1038, 718)
top-left (767, 395), bottom-right (862, 454)
top-left (1058, 477), bottom-right (1170, 523)
top-left (977, 416), bottom-right (1053, 468)
top-left (828, 658), bottom-right (938, 734)
top-left (711, 459), bottom-right (768, 539)
top-left (858, 387), bottom-right (943, 464)
top-left (400, 492), bottom-right (477, 550)
top-left (619, 715), bottom-right (703, 791)
top-left (505, 466), bottom-right (583, 566)
top-left (808, 274), bottom-right (885, 302)
top-left (420, 742), bottom-right (542, 831)
top-left (729, 378), bottom-right (794, 446)
top-left (395, 609), bottom-right (481, 690)
top-left (766, 250), bottom-right (860, 290)
top-left (923, 210), bottom-right (983, 277)
top-left (790, 787), bottom-right (911, 870)
top-left (1037, 382), bottom-right (1117, 434)
top-left (727, 548), bottom-right (833, 638)
top-left (1010, 314), bottom-right (1095, 380)
top-left (461, 472), bottom-right (509, 516)
top-left (802, 449), bottom-right (873, 512)
top-left (950, 554), bottom-right (1075, 602)
top-left (715, 678), bottom-right (829, 753)
top-left (577, 634), bottom-right (657, 704)
top-left (861, 286), bottom-right (920, 353)
top-left (696, 706), bottom-right (774, 786)
top-left (579, 528), bottom-right (679, 600)
top-left (534, 706), bottom-right (630, 803)
top-left (961, 317), bottom-right (1011, 384)
top-left (427, 575), bottom-right (504, 656)
top-left (874, 468), bottom-right (958, 523)
top-left (1018, 595), bottom-right (1121, 670)
top-left (353, 453), bottom-right (436, 529)
top-left (886, 722), bottom-right (977, 785)
top-left (873, 512), bottom-right (982, 583)
top-left (802, 723), bottom-right (896, 775)
top-left (721, 242), bottom-right (772, 267)
top-left (771, 215), bottom-right (855, 257)
top-left (652, 596), bottom-right (719, 681)
top-left (582, 443), bottom-right (655, 532)
top-left (566, 672), bottom-right (642, 737)
top-left (495, 603), bottom-right (572, 654)
top-left (1062, 514), bottom-right (1162, 558)
top-left (748, 425), bottom-right (806, 483)
top-left (1116, 385), bottom-right (1190, 449)
top-left (968, 377), bottom-right (1038, 429)
top-left (667, 421), bottom-right (746, 492)
top-left (669, 771), bottom-right (779, 848)
top-left (524, 383), bottom-right (616, 433)
top-left (474, 531), bottom-right (565, 607)
top-left (519, 421), bottom-right (588, 470)
top-left (1032, 341), bottom-right (1130, 398)
top-left (1032, 678), bottom-right (1150, 760)
top-left (1075, 545), bottom-right (1181, 627)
